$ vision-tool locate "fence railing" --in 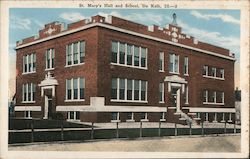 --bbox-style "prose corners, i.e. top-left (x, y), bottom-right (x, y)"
top-left (9, 120), bottom-right (241, 144)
